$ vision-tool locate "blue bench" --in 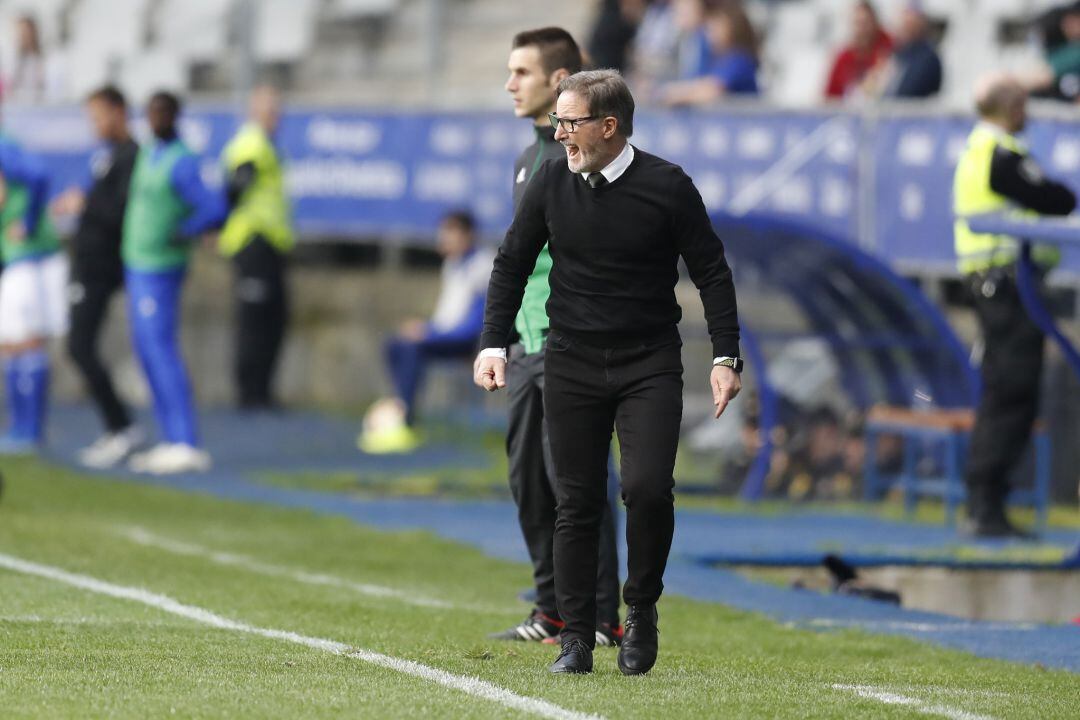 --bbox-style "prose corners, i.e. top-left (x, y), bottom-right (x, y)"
top-left (862, 405), bottom-right (1051, 531)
